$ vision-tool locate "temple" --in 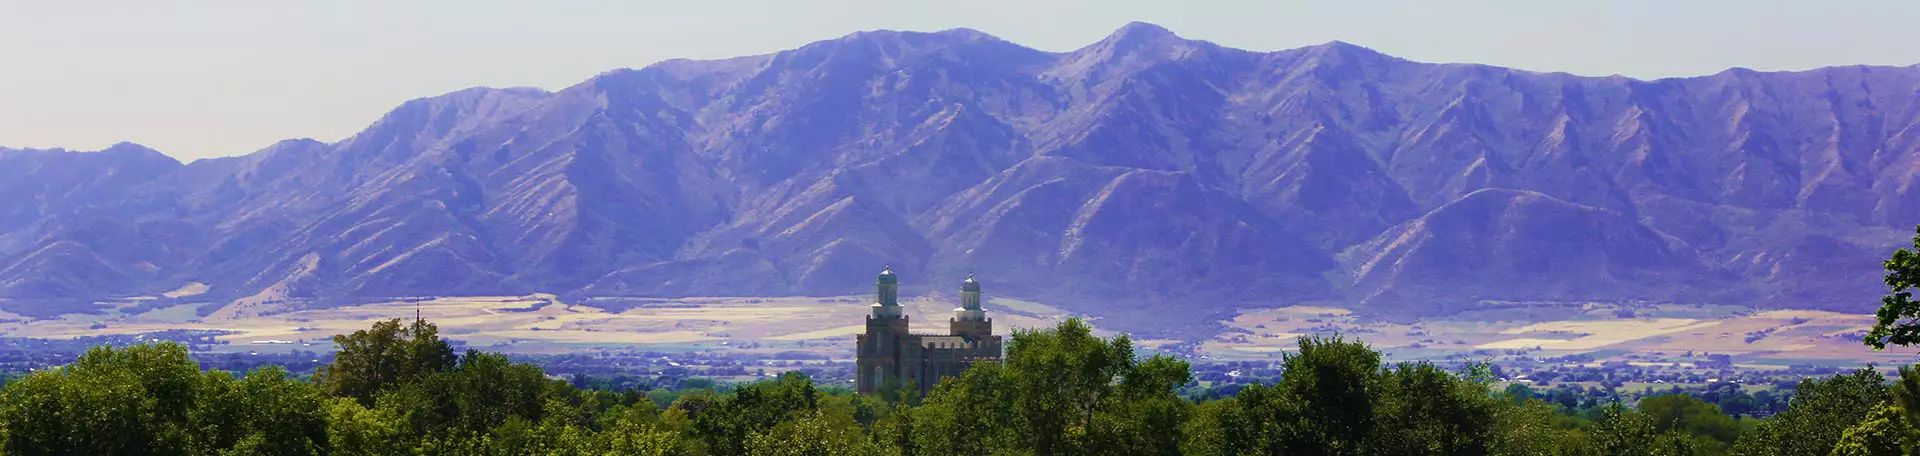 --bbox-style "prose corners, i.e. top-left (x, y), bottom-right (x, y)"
top-left (855, 266), bottom-right (1003, 395)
